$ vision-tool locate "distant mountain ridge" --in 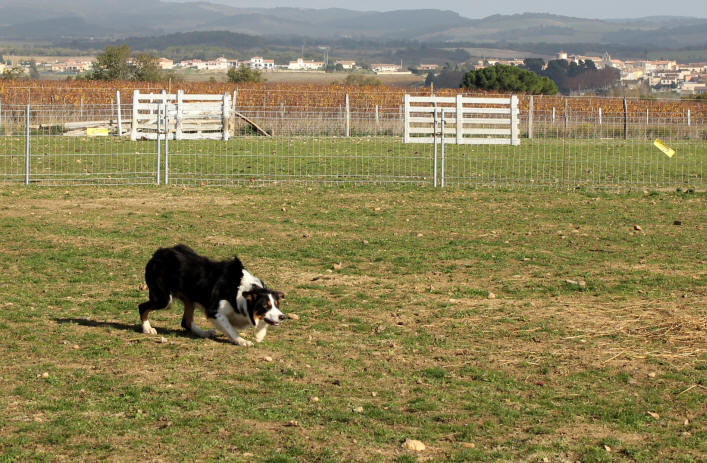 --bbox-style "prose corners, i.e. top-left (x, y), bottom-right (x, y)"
top-left (0, 1), bottom-right (705, 48)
